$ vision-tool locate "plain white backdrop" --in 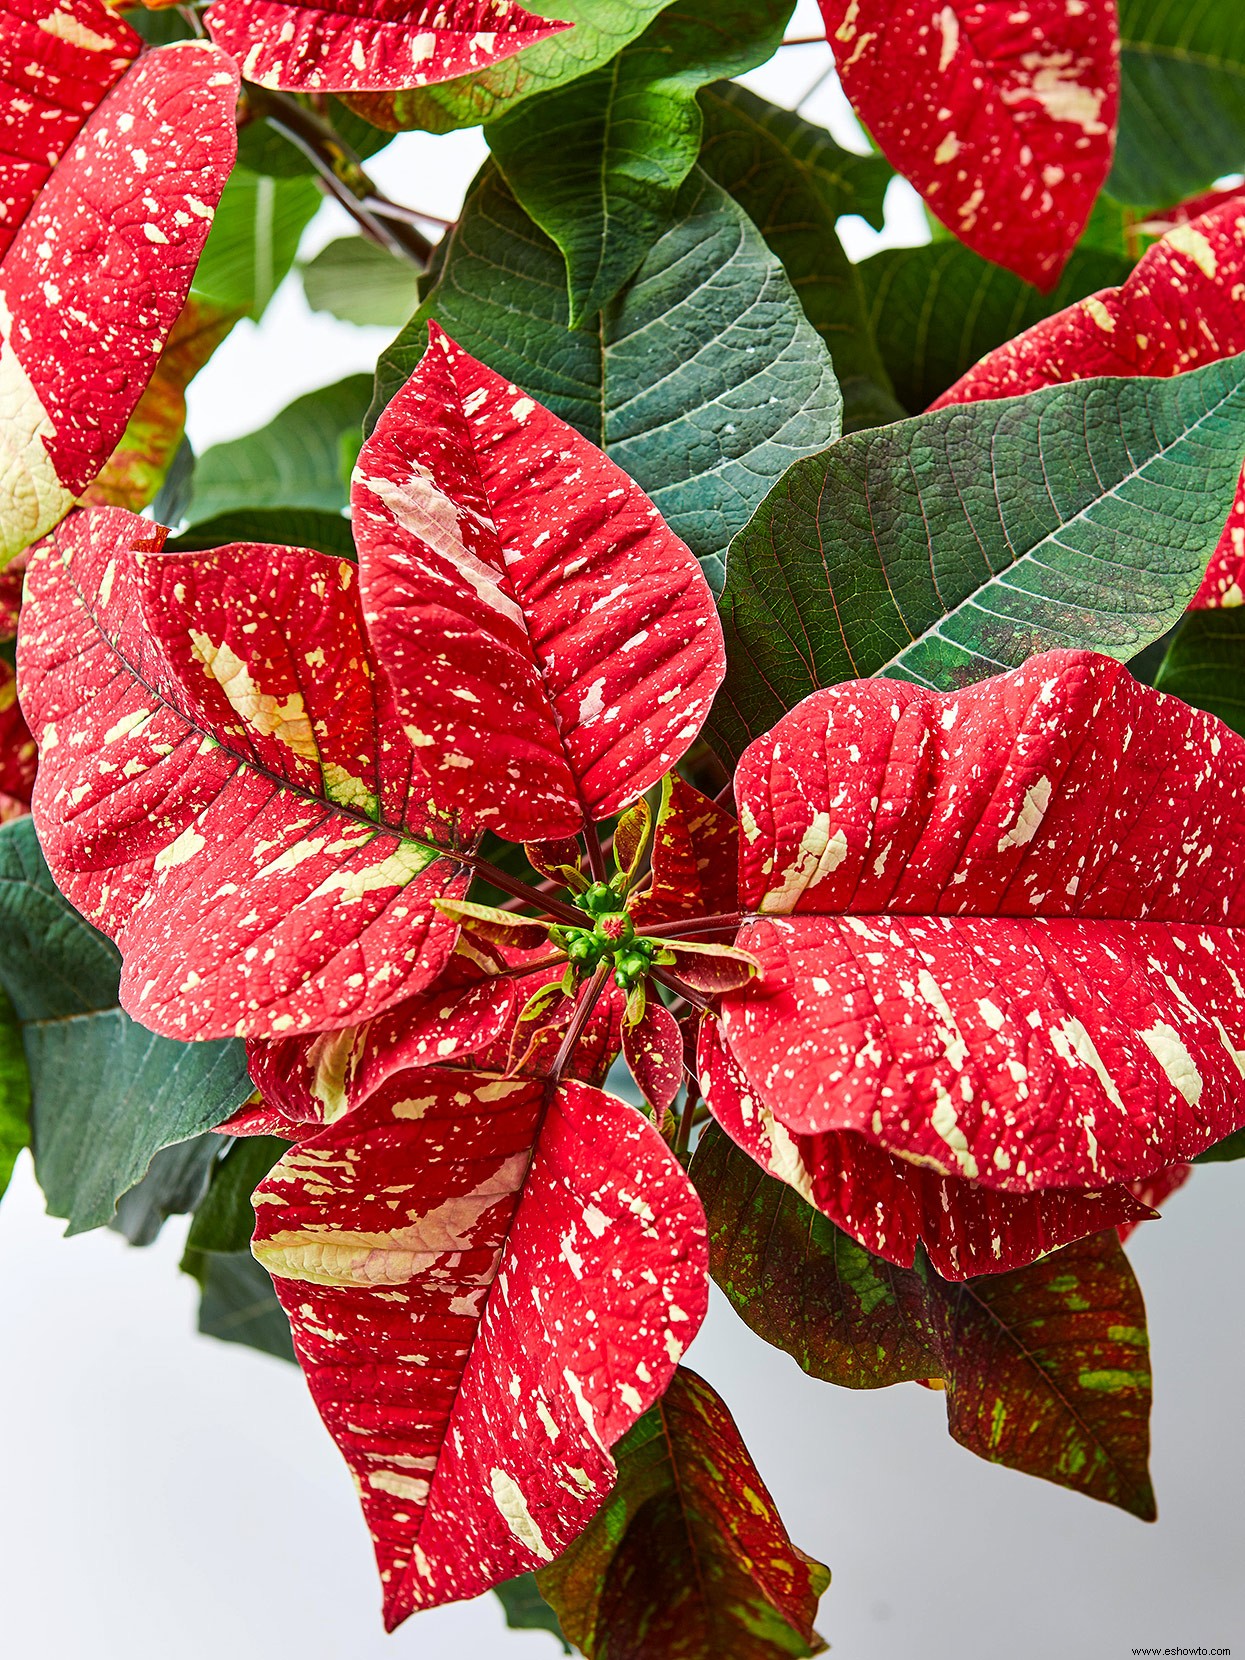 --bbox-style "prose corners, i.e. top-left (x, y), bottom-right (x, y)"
top-left (3, 6), bottom-right (1243, 1655)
